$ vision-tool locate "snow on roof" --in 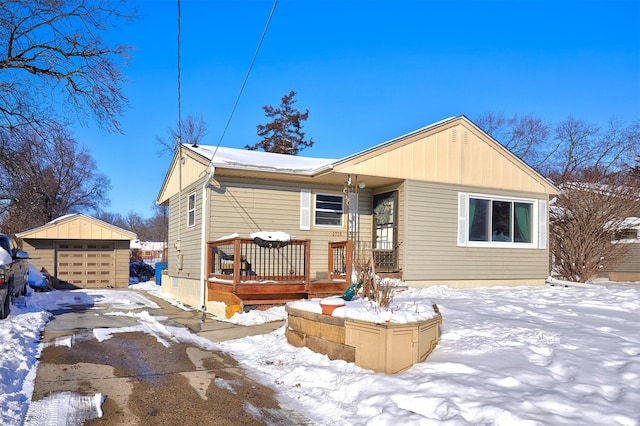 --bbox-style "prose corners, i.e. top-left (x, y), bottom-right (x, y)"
top-left (131, 240), bottom-right (167, 250)
top-left (189, 145), bottom-right (337, 175)
top-left (48, 213), bottom-right (77, 224)
top-left (620, 217), bottom-right (640, 228)
top-left (186, 116), bottom-right (461, 175)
